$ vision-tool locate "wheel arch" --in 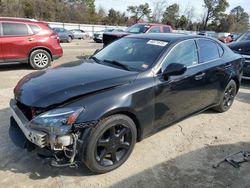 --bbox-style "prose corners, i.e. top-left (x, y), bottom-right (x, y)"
top-left (101, 108), bottom-right (142, 142)
top-left (232, 76), bottom-right (240, 93)
top-left (28, 46), bottom-right (53, 61)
